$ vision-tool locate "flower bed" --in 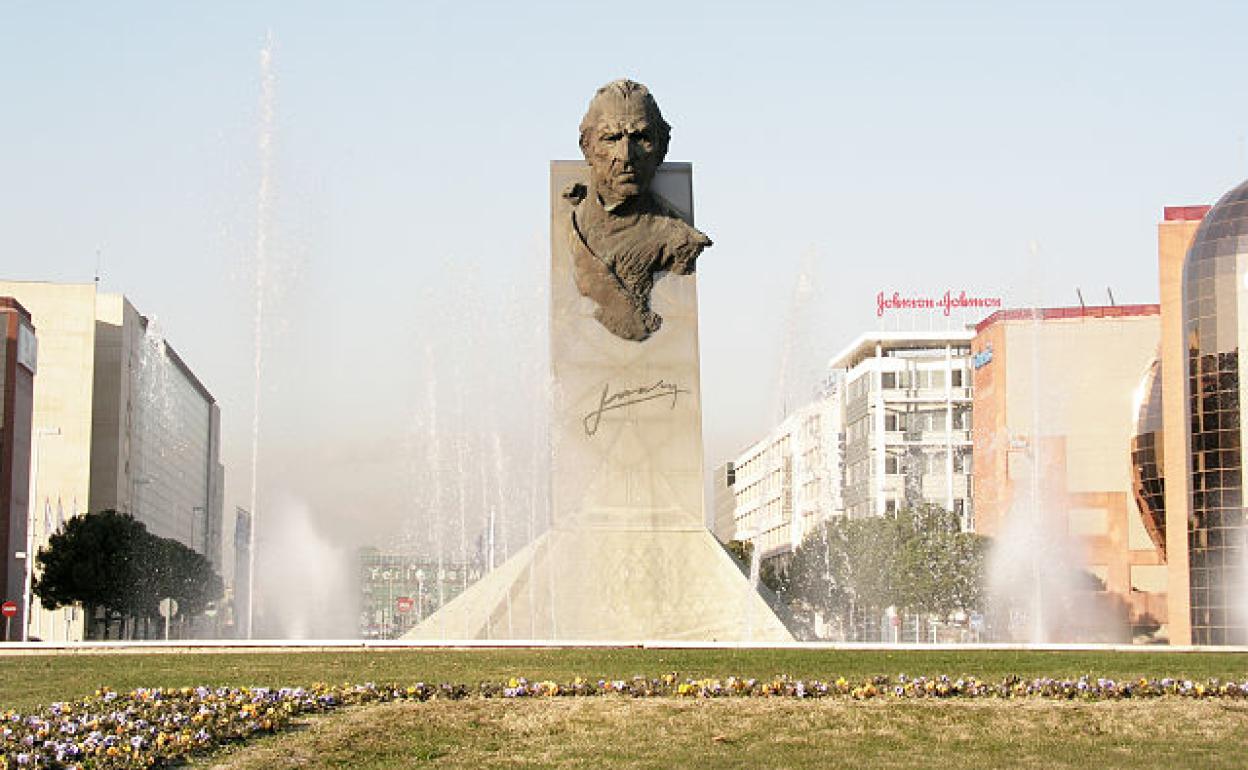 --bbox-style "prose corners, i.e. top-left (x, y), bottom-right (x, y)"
top-left (4, 674), bottom-right (1248, 768)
